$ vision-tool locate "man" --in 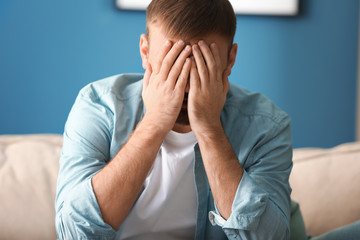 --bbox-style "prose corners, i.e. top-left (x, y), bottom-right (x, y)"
top-left (55, 0), bottom-right (293, 239)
